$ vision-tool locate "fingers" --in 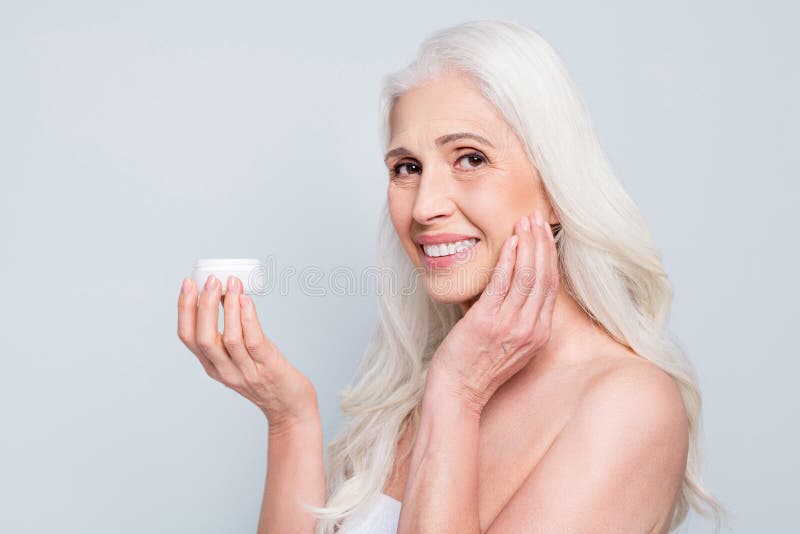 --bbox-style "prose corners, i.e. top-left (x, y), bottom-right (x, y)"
top-left (502, 213), bottom-right (537, 313)
top-left (221, 276), bottom-right (259, 378)
top-left (519, 211), bottom-right (556, 322)
top-left (239, 292), bottom-right (279, 368)
top-left (195, 274), bottom-right (245, 386)
top-left (537, 216), bottom-right (560, 333)
top-left (477, 231), bottom-right (518, 310)
top-left (178, 278), bottom-right (198, 353)
top-left (178, 273), bottom-right (275, 389)
top-left (177, 277), bottom-right (221, 379)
